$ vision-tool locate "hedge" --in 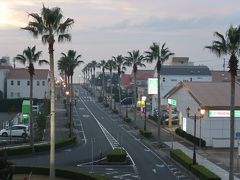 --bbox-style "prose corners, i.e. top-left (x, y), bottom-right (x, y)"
top-left (139, 129), bottom-right (152, 138)
top-left (107, 148), bottom-right (127, 162)
top-left (170, 149), bottom-right (220, 180)
top-left (191, 165), bottom-right (221, 180)
top-left (0, 137), bottom-right (76, 156)
top-left (14, 166), bottom-right (109, 180)
top-left (175, 128), bottom-right (206, 147)
top-left (148, 115), bottom-right (179, 125)
top-left (170, 149), bottom-right (193, 170)
top-left (123, 117), bottom-right (131, 123)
